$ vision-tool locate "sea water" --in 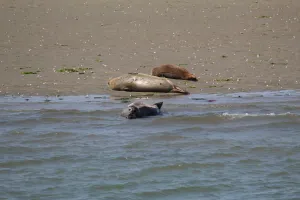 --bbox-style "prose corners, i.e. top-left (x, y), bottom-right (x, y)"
top-left (1, 90), bottom-right (300, 200)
